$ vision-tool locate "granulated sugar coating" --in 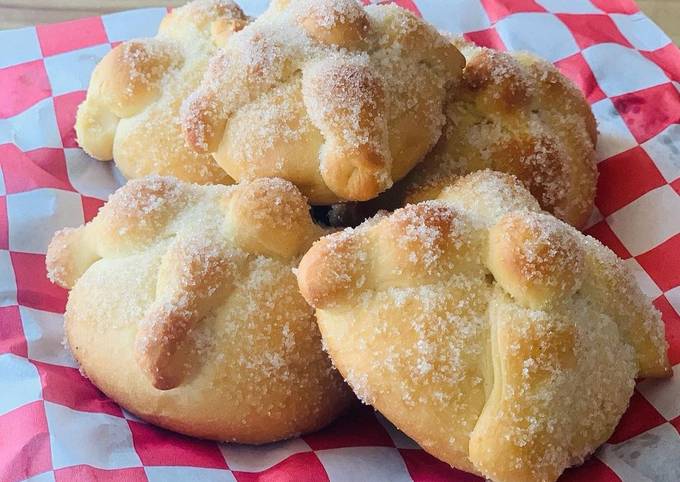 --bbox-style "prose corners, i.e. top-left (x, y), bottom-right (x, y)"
top-left (76, 0), bottom-right (249, 184)
top-left (181, 0), bottom-right (465, 204)
top-left (296, 170), bottom-right (669, 482)
top-left (45, 175), bottom-right (352, 444)
top-left (374, 39), bottom-right (598, 229)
